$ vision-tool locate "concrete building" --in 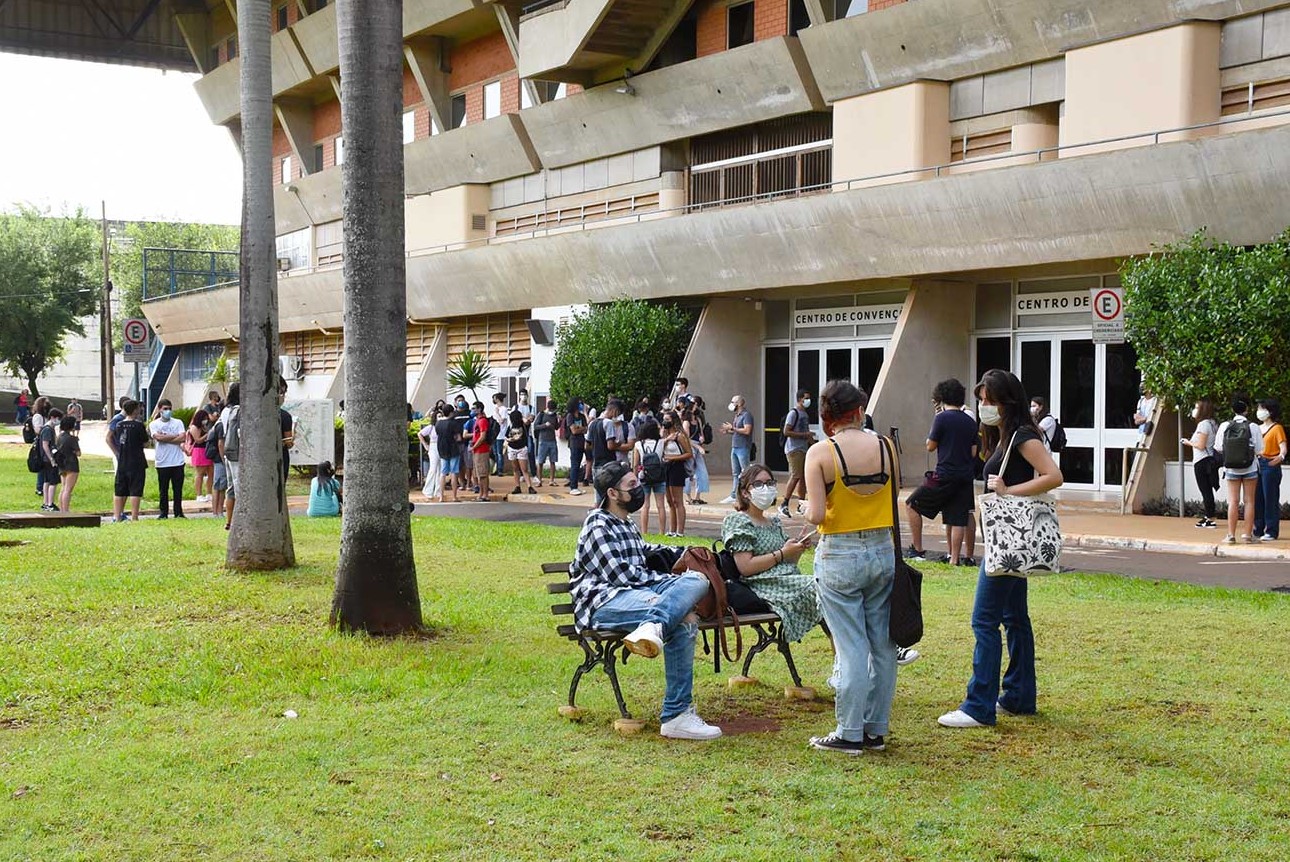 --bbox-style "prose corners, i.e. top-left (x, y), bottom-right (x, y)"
top-left (83, 0), bottom-right (1290, 498)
